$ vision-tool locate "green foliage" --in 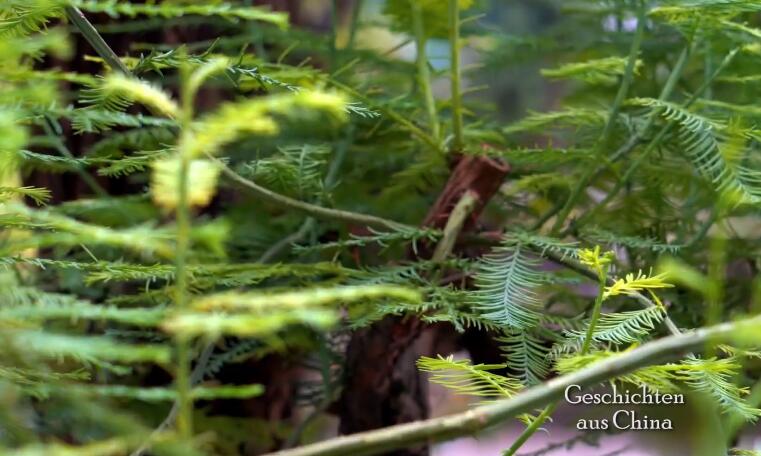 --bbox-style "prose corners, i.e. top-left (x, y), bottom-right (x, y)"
top-left (4, 0), bottom-right (761, 454)
top-left (555, 350), bottom-right (761, 420)
top-left (496, 330), bottom-right (551, 386)
top-left (0, 186), bottom-right (50, 205)
top-left (179, 91), bottom-right (347, 159)
top-left (731, 450), bottom-right (761, 456)
top-left (42, 383), bottom-right (265, 402)
top-left (384, 0), bottom-right (474, 39)
top-left (417, 355), bottom-right (522, 400)
top-left (240, 144), bottom-right (330, 200)
top-left (0, 0), bottom-right (67, 38)
top-left (470, 241), bottom-right (543, 329)
top-left (541, 57), bottom-right (642, 85)
top-left (75, 1), bottom-right (288, 27)
top-left (581, 227), bottom-right (682, 253)
top-left (564, 306), bottom-right (665, 346)
top-left (503, 108), bottom-right (607, 135)
top-left (295, 226), bottom-right (441, 255)
top-left (416, 355), bottom-right (538, 425)
top-left (628, 97), bottom-right (761, 205)
top-left (82, 74), bottom-right (179, 118)
top-left (682, 355), bottom-right (761, 421)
